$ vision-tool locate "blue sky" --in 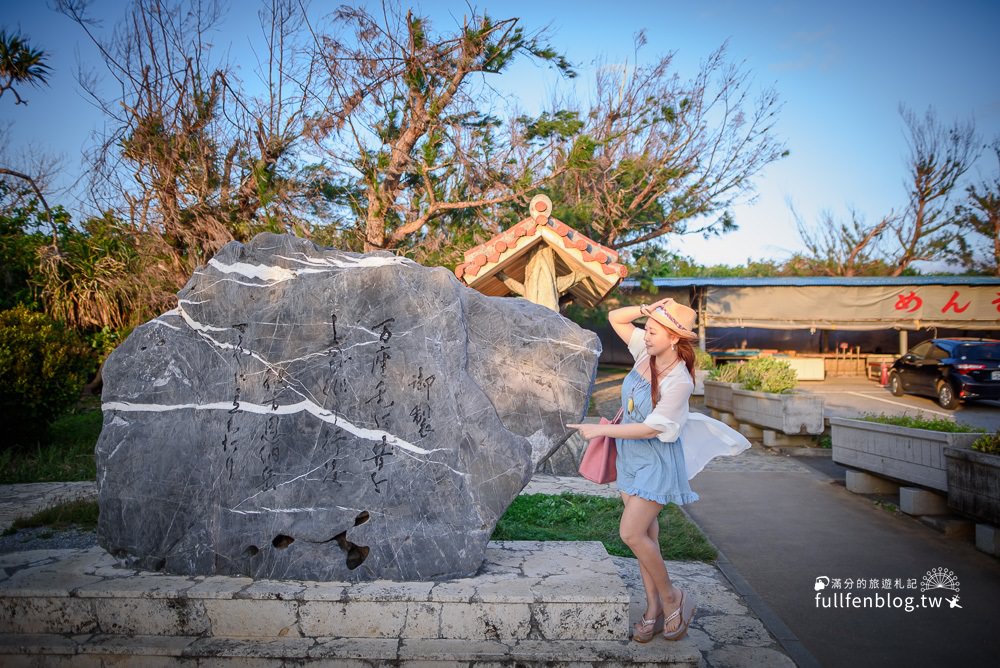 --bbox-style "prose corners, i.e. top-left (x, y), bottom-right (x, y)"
top-left (2, 0), bottom-right (998, 267)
